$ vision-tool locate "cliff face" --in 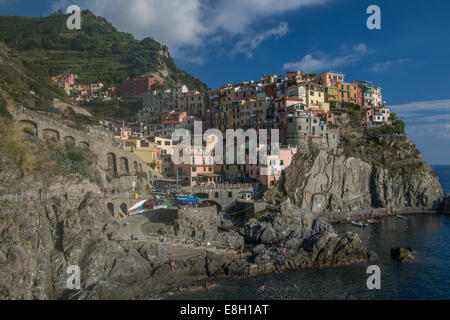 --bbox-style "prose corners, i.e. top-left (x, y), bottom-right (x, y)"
top-left (284, 150), bottom-right (442, 213)
top-left (440, 195), bottom-right (450, 213)
top-left (282, 110), bottom-right (443, 215)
